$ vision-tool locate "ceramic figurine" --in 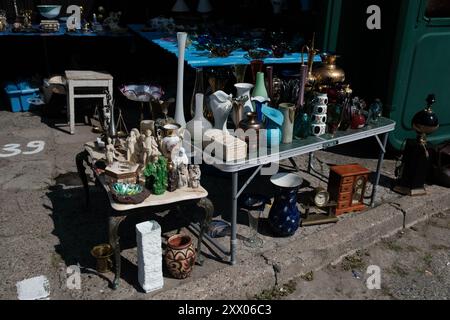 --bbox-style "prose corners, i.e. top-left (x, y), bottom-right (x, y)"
top-left (208, 91), bottom-right (233, 132)
top-left (105, 138), bottom-right (116, 165)
top-left (173, 147), bottom-right (189, 169)
top-left (188, 164), bottom-right (201, 188)
top-left (167, 161), bottom-right (179, 192)
top-left (178, 163), bottom-right (189, 189)
top-left (126, 130), bottom-right (138, 163)
top-left (142, 129), bottom-right (160, 166)
top-left (143, 156), bottom-right (168, 195)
